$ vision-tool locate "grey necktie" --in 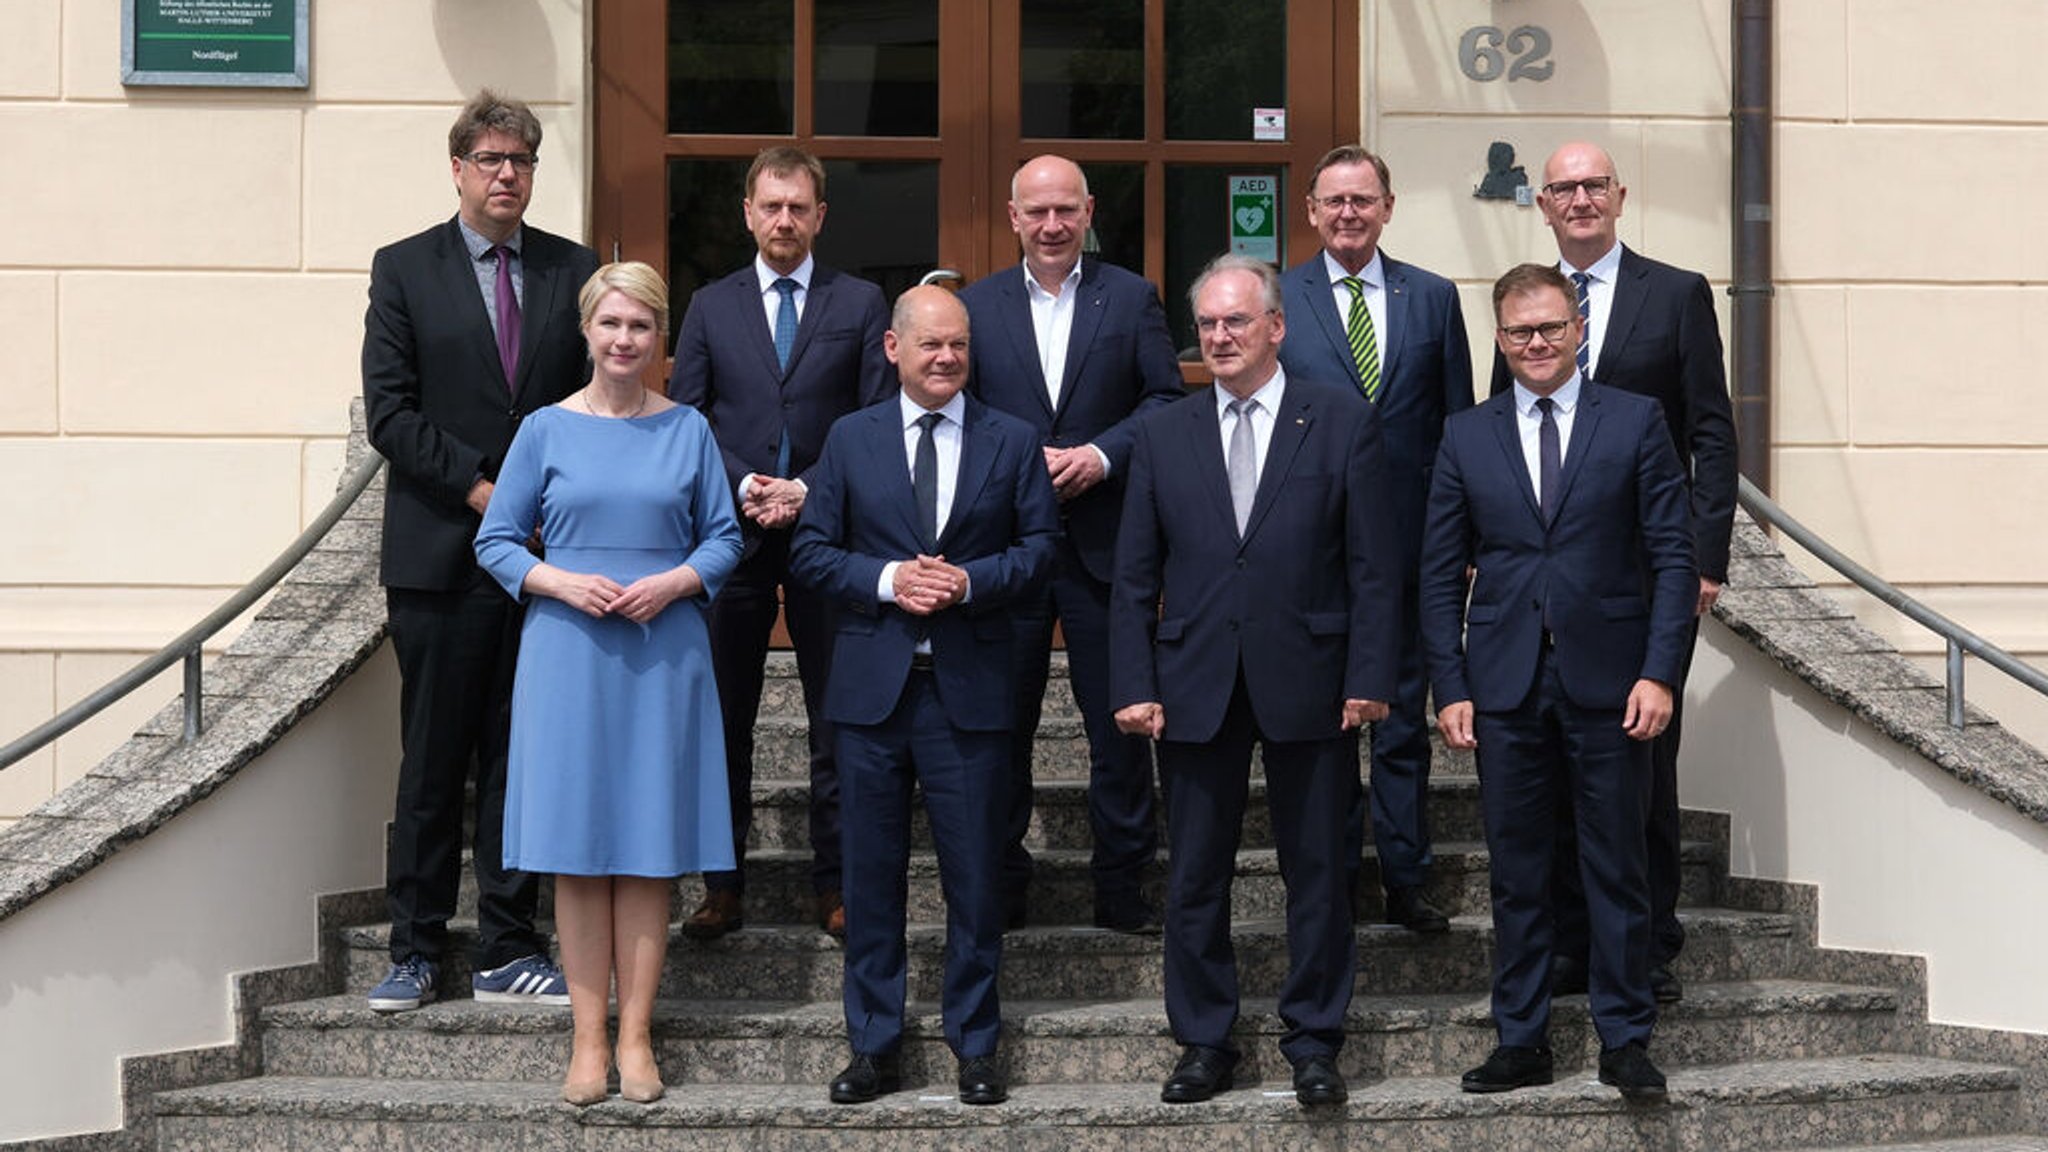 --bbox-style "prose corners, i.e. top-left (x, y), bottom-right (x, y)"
top-left (1536, 396), bottom-right (1562, 523)
top-left (1569, 271), bottom-right (1592, 379)
top-left (1226, 397), bottom-right (1258, 536)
